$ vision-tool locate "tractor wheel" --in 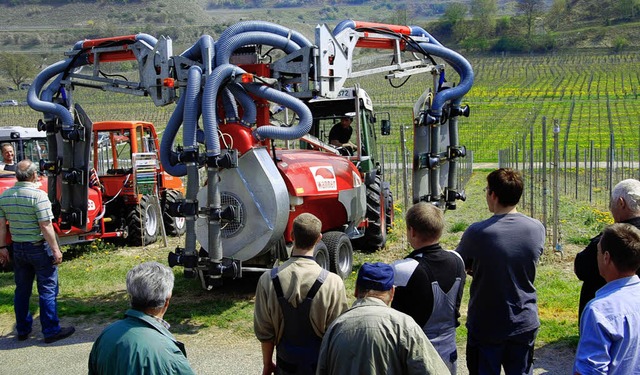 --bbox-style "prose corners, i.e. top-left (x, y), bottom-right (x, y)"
top-left (382, 181), bottom-right (394, 230)
top-left (322, 231), bottom-right (353, 279)
top-left (275, 236), bottom-right (290, 262)
top-left (126, 194), bottom-right (159, 246)
top-left (353, 175), bottom-right (387, 252)
top-left (314, 240), bottom-right (330, 271)
top-left (163, 189), bottom-right (186, 236)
